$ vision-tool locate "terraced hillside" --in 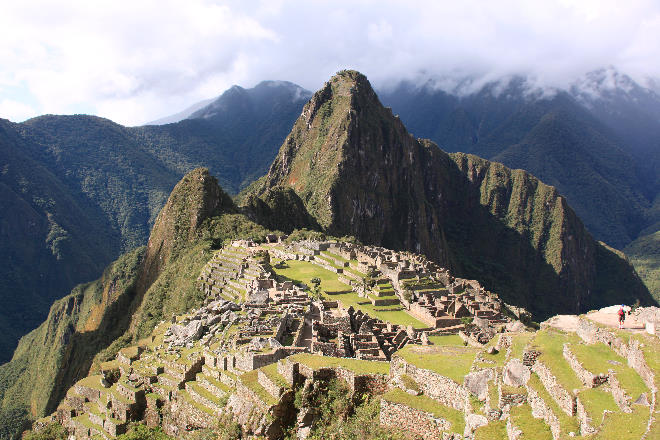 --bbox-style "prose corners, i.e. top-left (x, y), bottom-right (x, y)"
top-left (25, 238), bottom-right (660, 440)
